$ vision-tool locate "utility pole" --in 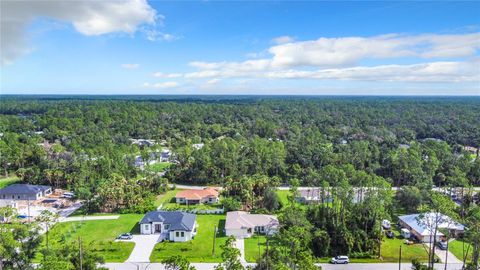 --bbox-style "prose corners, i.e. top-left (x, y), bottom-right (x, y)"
top-left (266, 237), bottom-right (269, 270)
top-left (79, 237), bottom-right (83, 270)
top-left (399, 245), bottom-right (402, 270)
top-left (212, 225), bottom-right (217, 256)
